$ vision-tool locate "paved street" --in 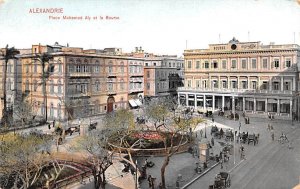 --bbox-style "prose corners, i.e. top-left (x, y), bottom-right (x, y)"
top-left (188, 115), bottom-right (300, 189)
